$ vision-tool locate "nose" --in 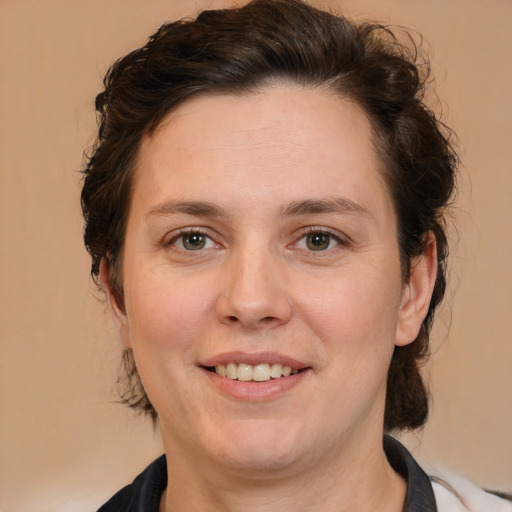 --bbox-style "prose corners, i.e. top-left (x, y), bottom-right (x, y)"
top-left (215, 244), bottom-right (293, 330)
